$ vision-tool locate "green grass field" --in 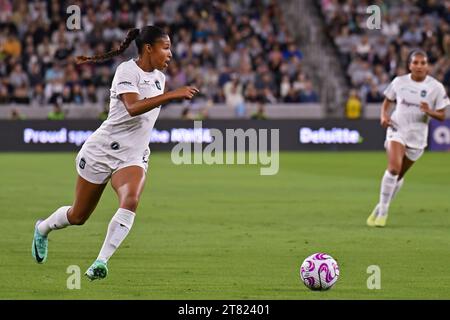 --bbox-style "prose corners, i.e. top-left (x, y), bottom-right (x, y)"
top-left (1, 151), bottom-right (449, 299)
